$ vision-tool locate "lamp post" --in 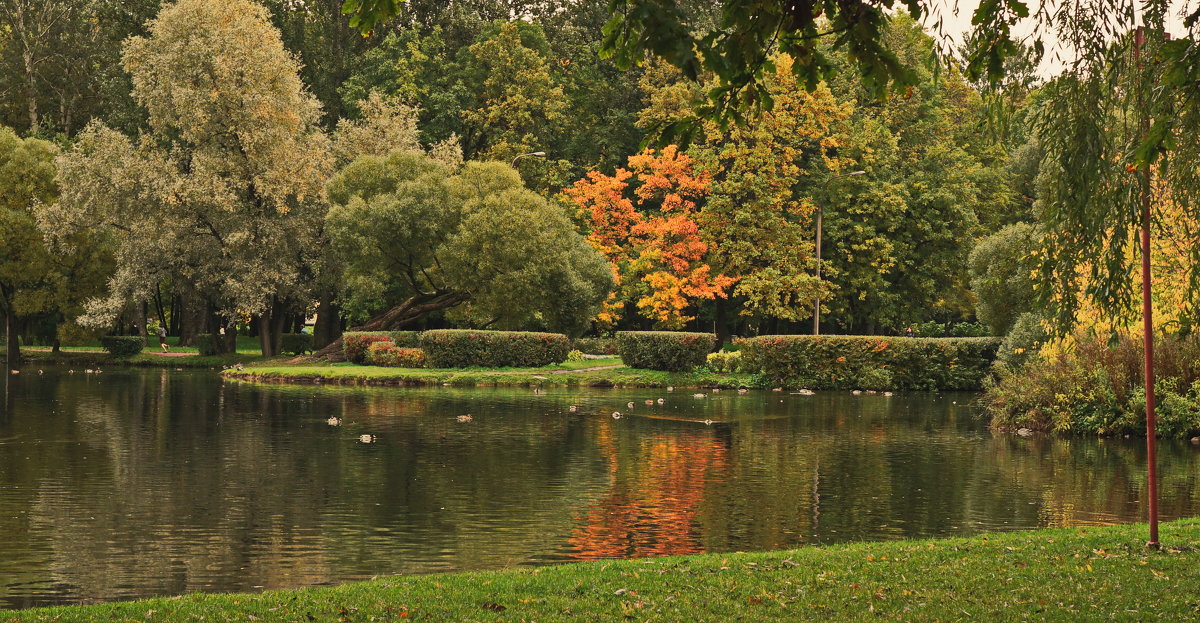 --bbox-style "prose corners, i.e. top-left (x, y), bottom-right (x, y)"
top-left (813, 170), bottom-right (865, 335)
top-left (511, 151), bottom-right (546, 168)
